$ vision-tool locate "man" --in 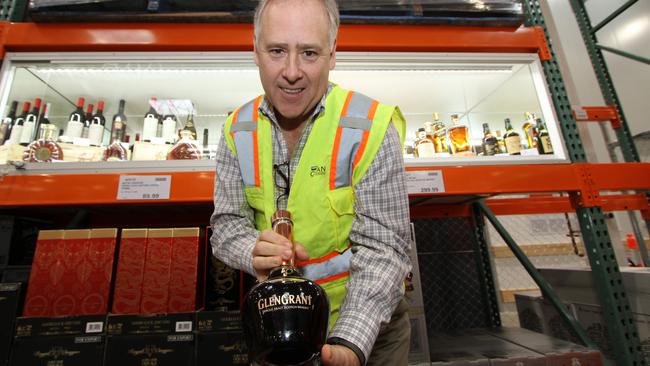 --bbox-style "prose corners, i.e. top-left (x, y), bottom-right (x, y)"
top-left (210, 0), bottom-right (412, 365)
